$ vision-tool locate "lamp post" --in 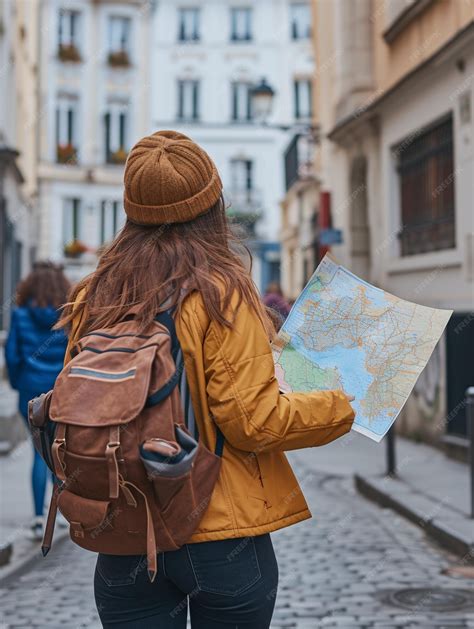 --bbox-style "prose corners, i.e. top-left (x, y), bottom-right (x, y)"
top-left (250, 77), bottom-right (319, 138)
top-left (250, 78), bottom-right (276, 124)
